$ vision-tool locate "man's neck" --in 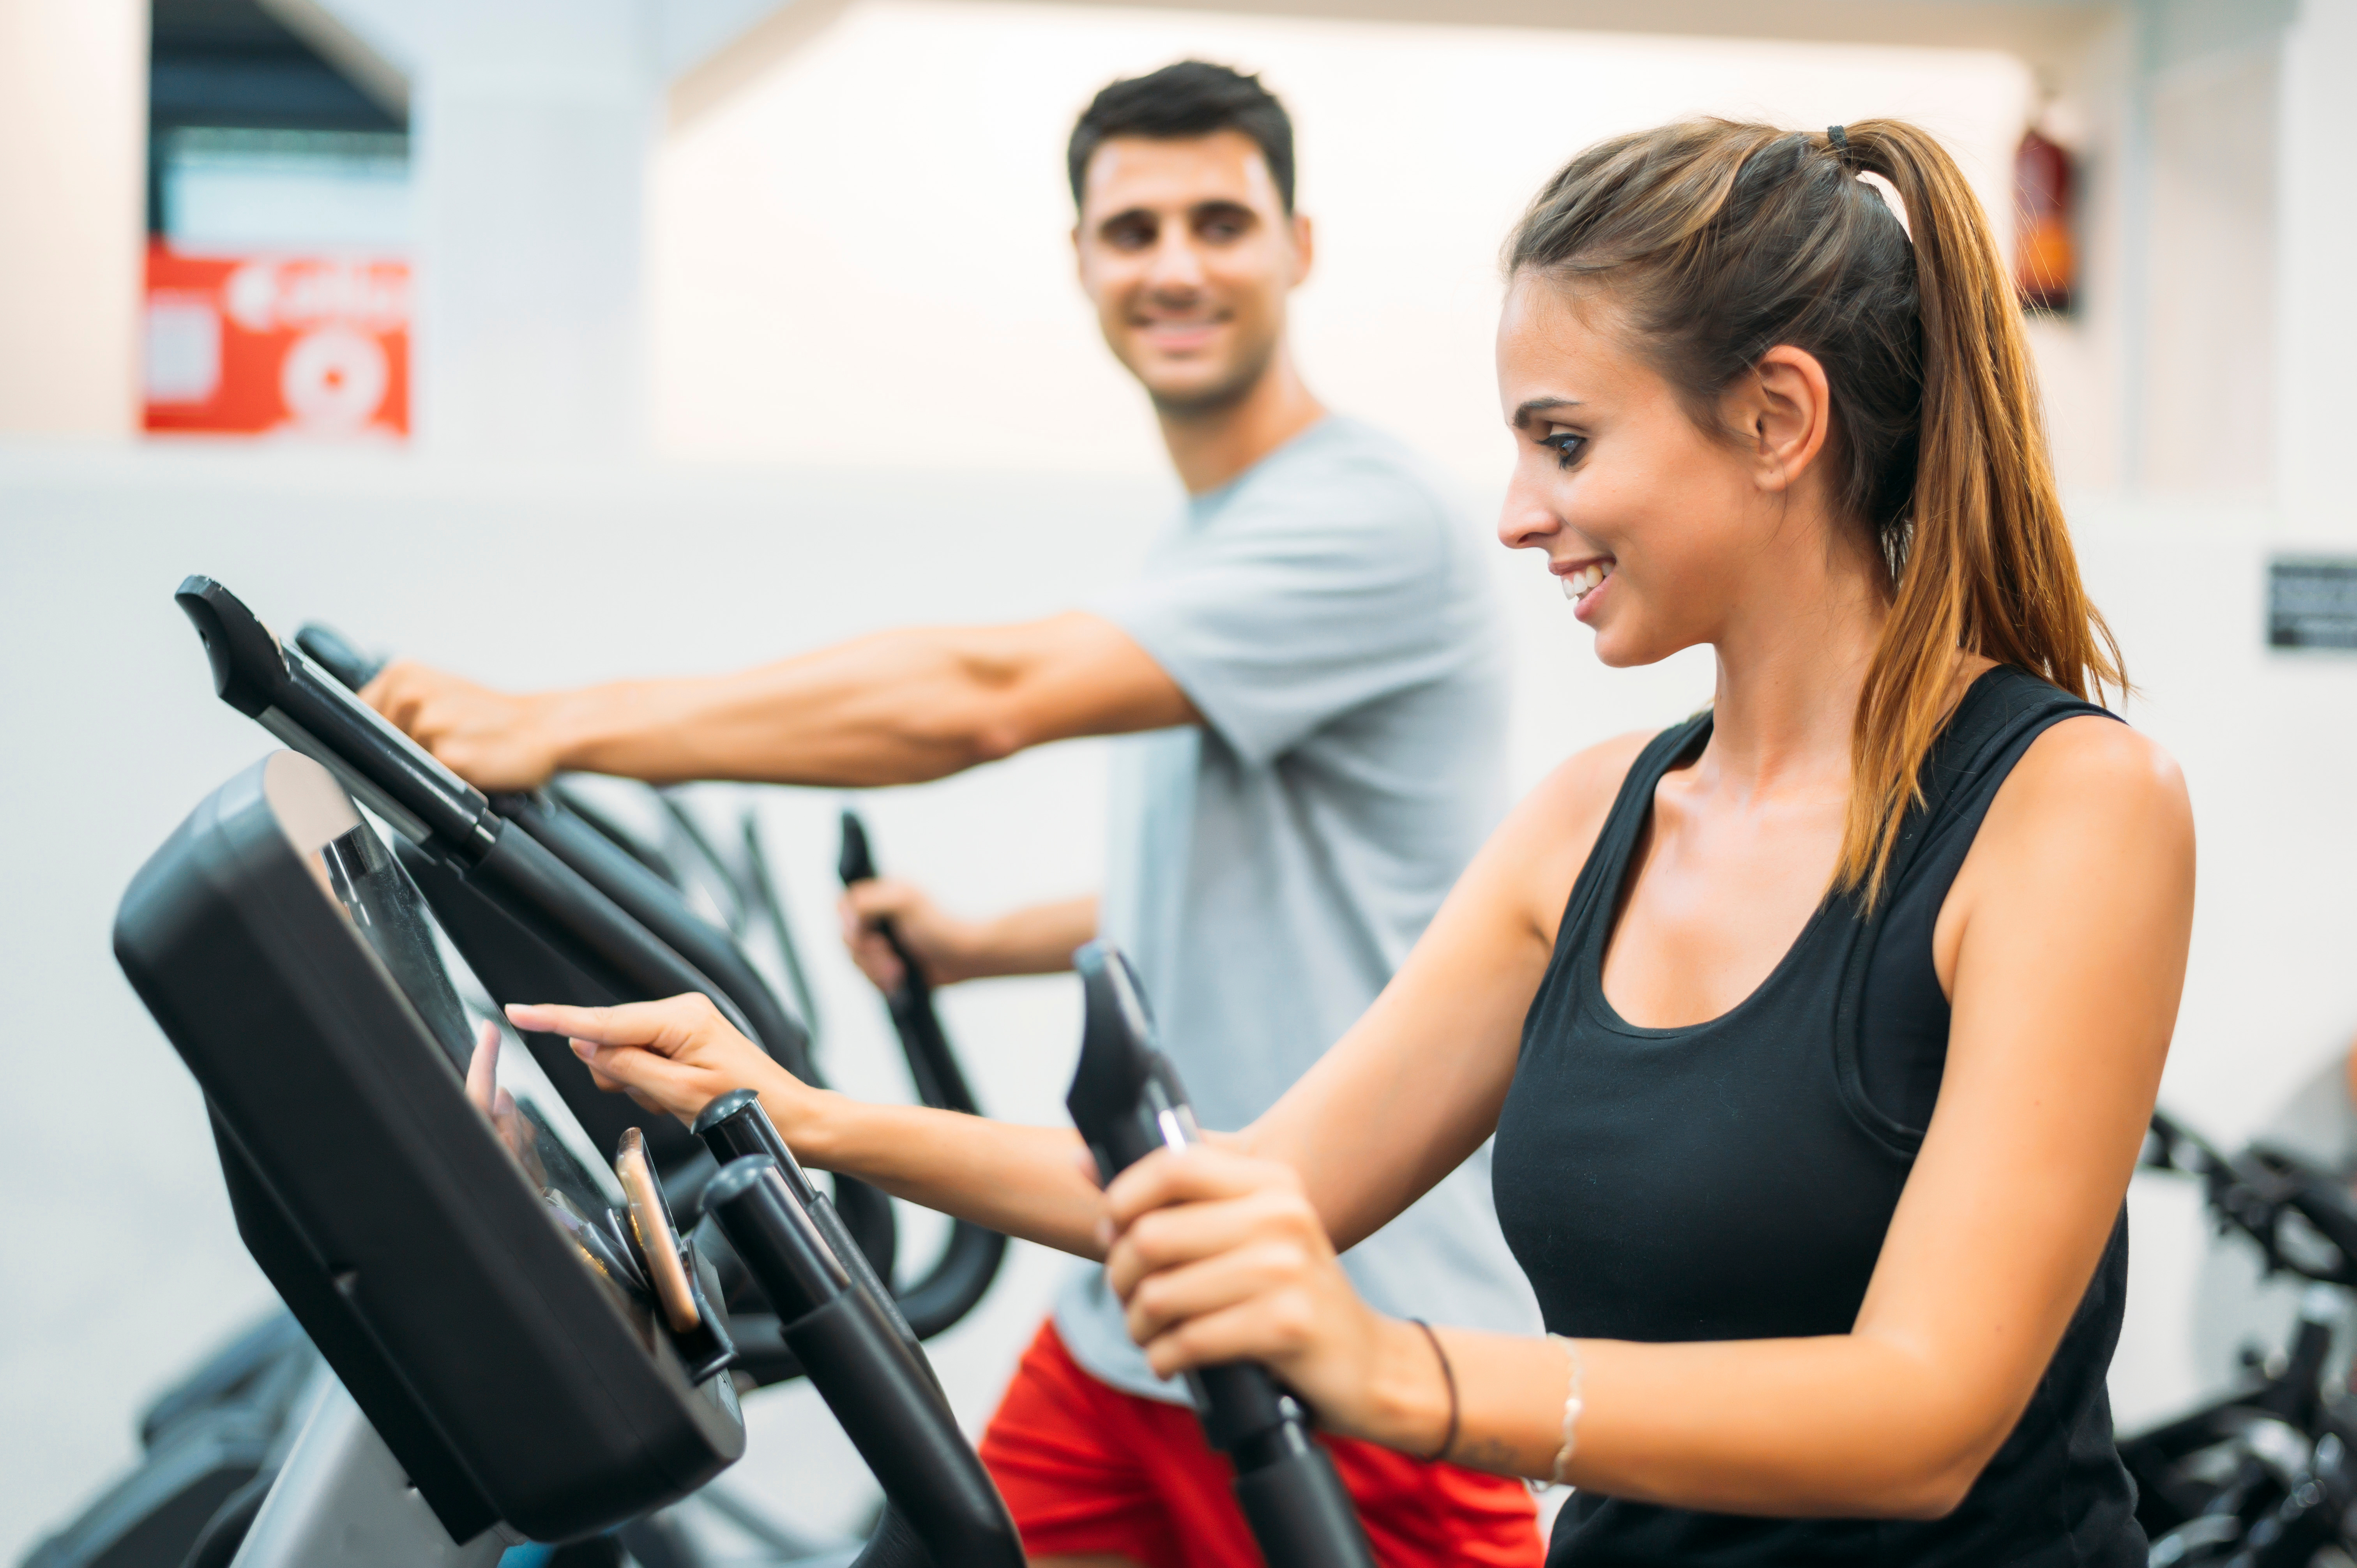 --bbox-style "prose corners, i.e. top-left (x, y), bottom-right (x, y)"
top-left (1157, 348), bottom-right (1327, 496)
